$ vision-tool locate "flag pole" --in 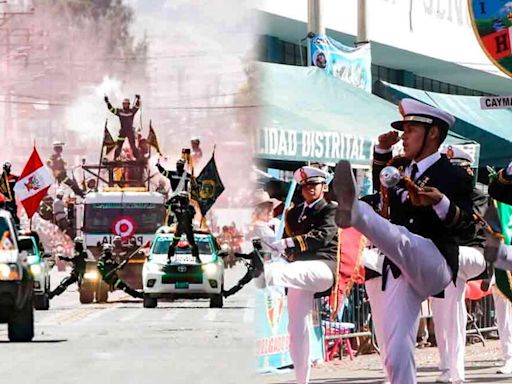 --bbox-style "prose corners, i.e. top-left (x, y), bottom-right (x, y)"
top-left (97, 119), bottom-right (107, 188)
top-left (147, 120), bottom-right (152, 191)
